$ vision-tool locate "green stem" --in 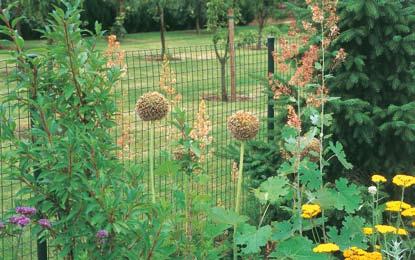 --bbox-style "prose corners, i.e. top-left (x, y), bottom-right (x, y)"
top-left (15, 230), bottom-right (23, 260)
top-left (150, 122), bottom-right (156, 203)
top-left (233, 142), bottom-right (245, 260)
